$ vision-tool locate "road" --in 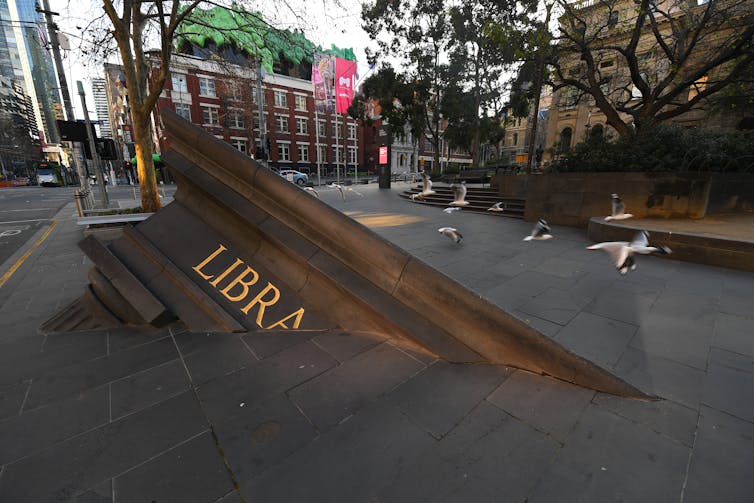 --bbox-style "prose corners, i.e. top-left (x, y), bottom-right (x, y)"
top-left (0, 184), bottom-right (176, 268)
